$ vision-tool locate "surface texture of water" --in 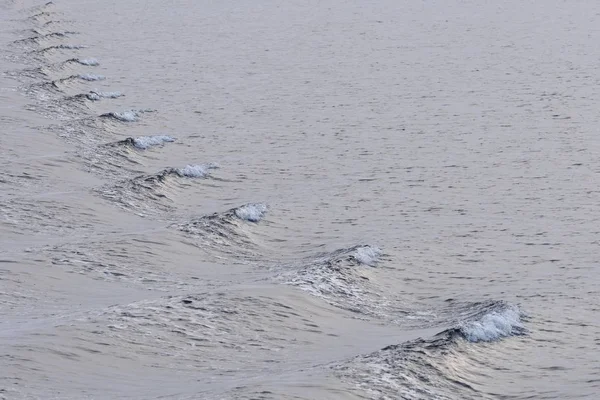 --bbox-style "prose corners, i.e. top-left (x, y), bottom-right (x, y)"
top-left (1, 0), bottom-right (599, 399)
